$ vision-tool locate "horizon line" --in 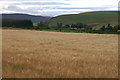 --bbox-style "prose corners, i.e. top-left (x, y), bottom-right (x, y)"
top-left (1, 10), bottom-right (118, 17)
